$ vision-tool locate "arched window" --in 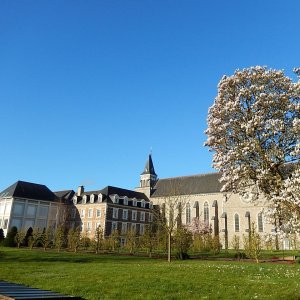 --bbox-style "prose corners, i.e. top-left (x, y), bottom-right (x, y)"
top-left (234, 213), bottom-right (240, 232)
top-left (258, 212), bottom-right (263, 232)
top-left (186, 202), bottom-right (191, 224)
top-left (204, 202), bottom-right (209, 224)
